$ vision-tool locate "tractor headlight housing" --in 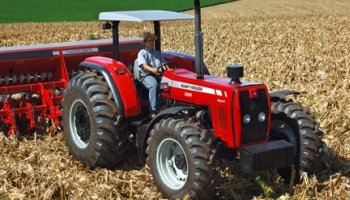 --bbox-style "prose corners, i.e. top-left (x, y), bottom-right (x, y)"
top-left (243, 114), bottom-right (251, 124)
top-left (258, 112), bottom-right (266, 122)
